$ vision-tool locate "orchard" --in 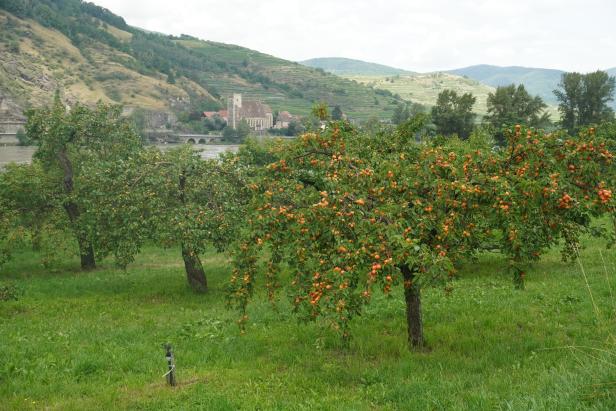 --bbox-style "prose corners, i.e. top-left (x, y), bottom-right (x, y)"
top-left (1, 101), bottom-right (615, 351)
top-left (228, 119), bottom-right (616, 349)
